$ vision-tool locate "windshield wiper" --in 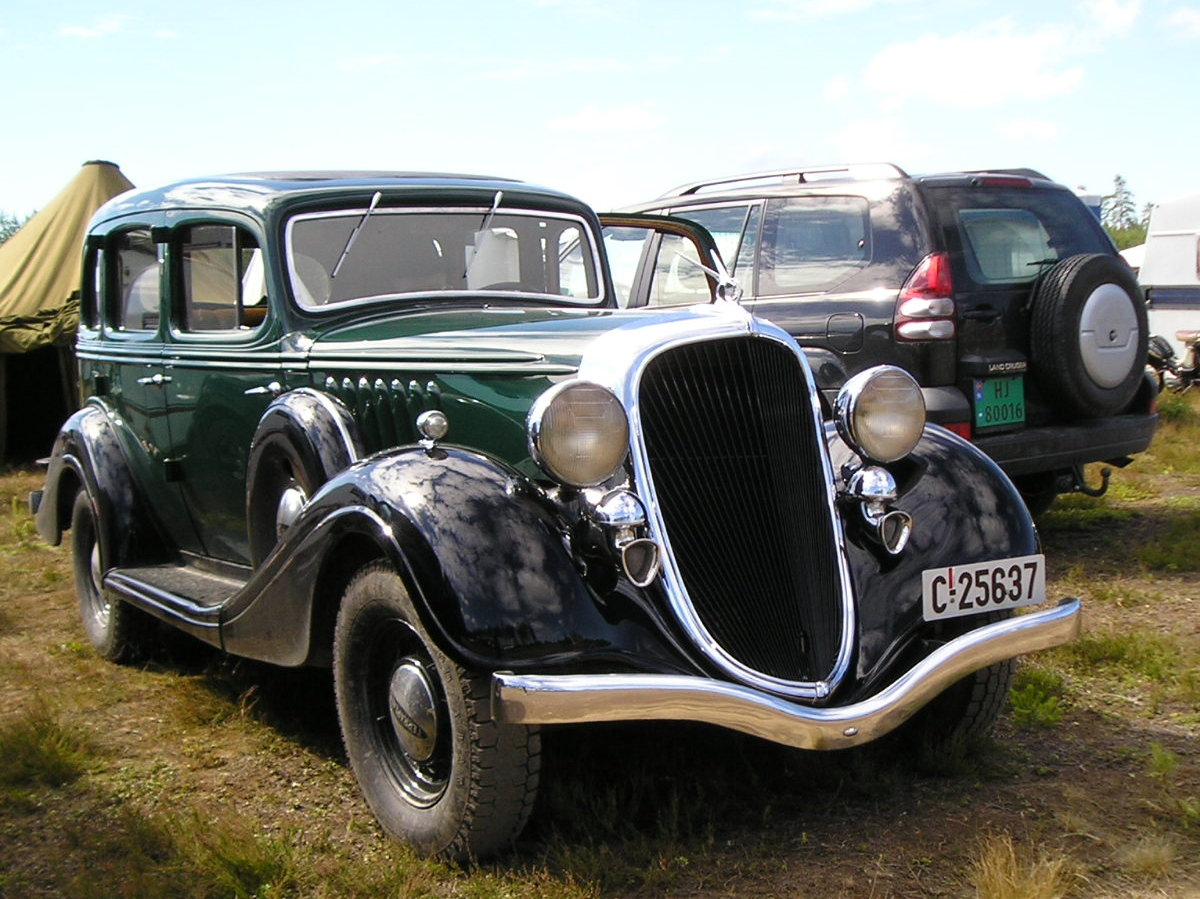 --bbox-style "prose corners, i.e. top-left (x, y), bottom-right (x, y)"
top-left (463, 190), bottom-right (504, 280)
top-left (331, 190), bottom-right (383, 279)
